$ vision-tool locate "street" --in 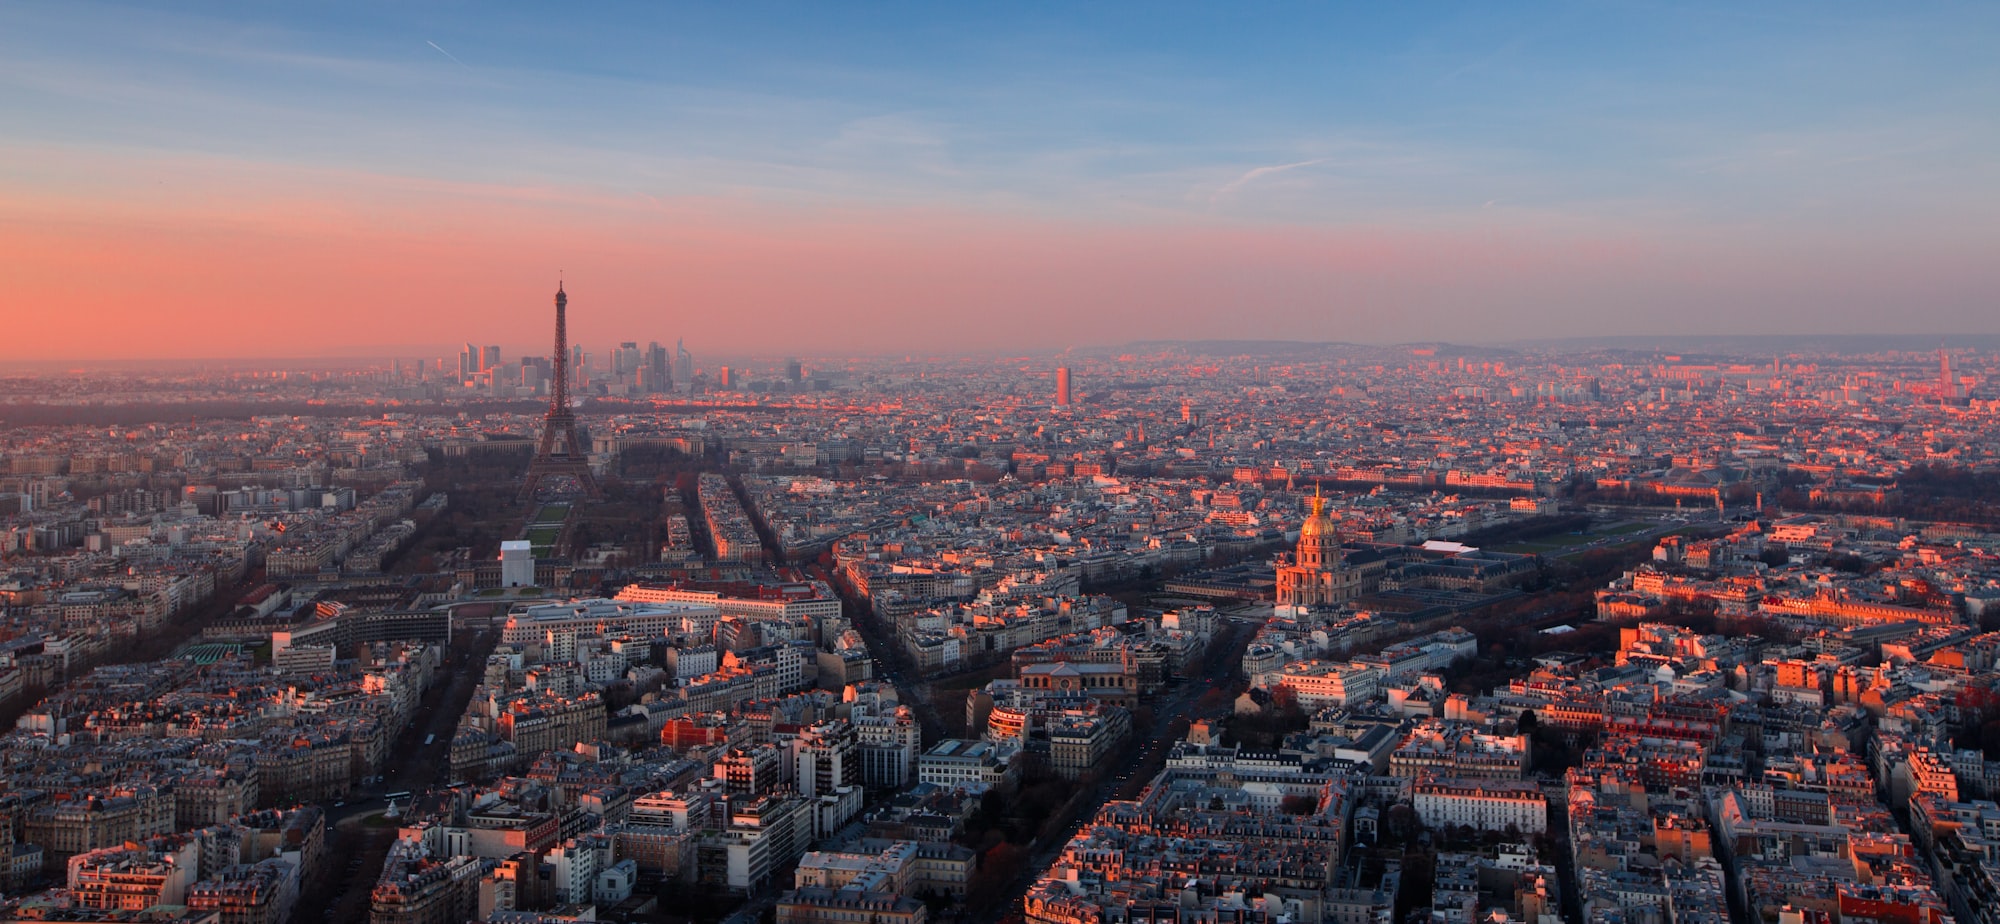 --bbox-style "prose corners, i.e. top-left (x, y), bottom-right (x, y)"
top-left (968, 613), bottom-right (1257, 924)
top-left (303, 621), bottom-right (501, 924)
